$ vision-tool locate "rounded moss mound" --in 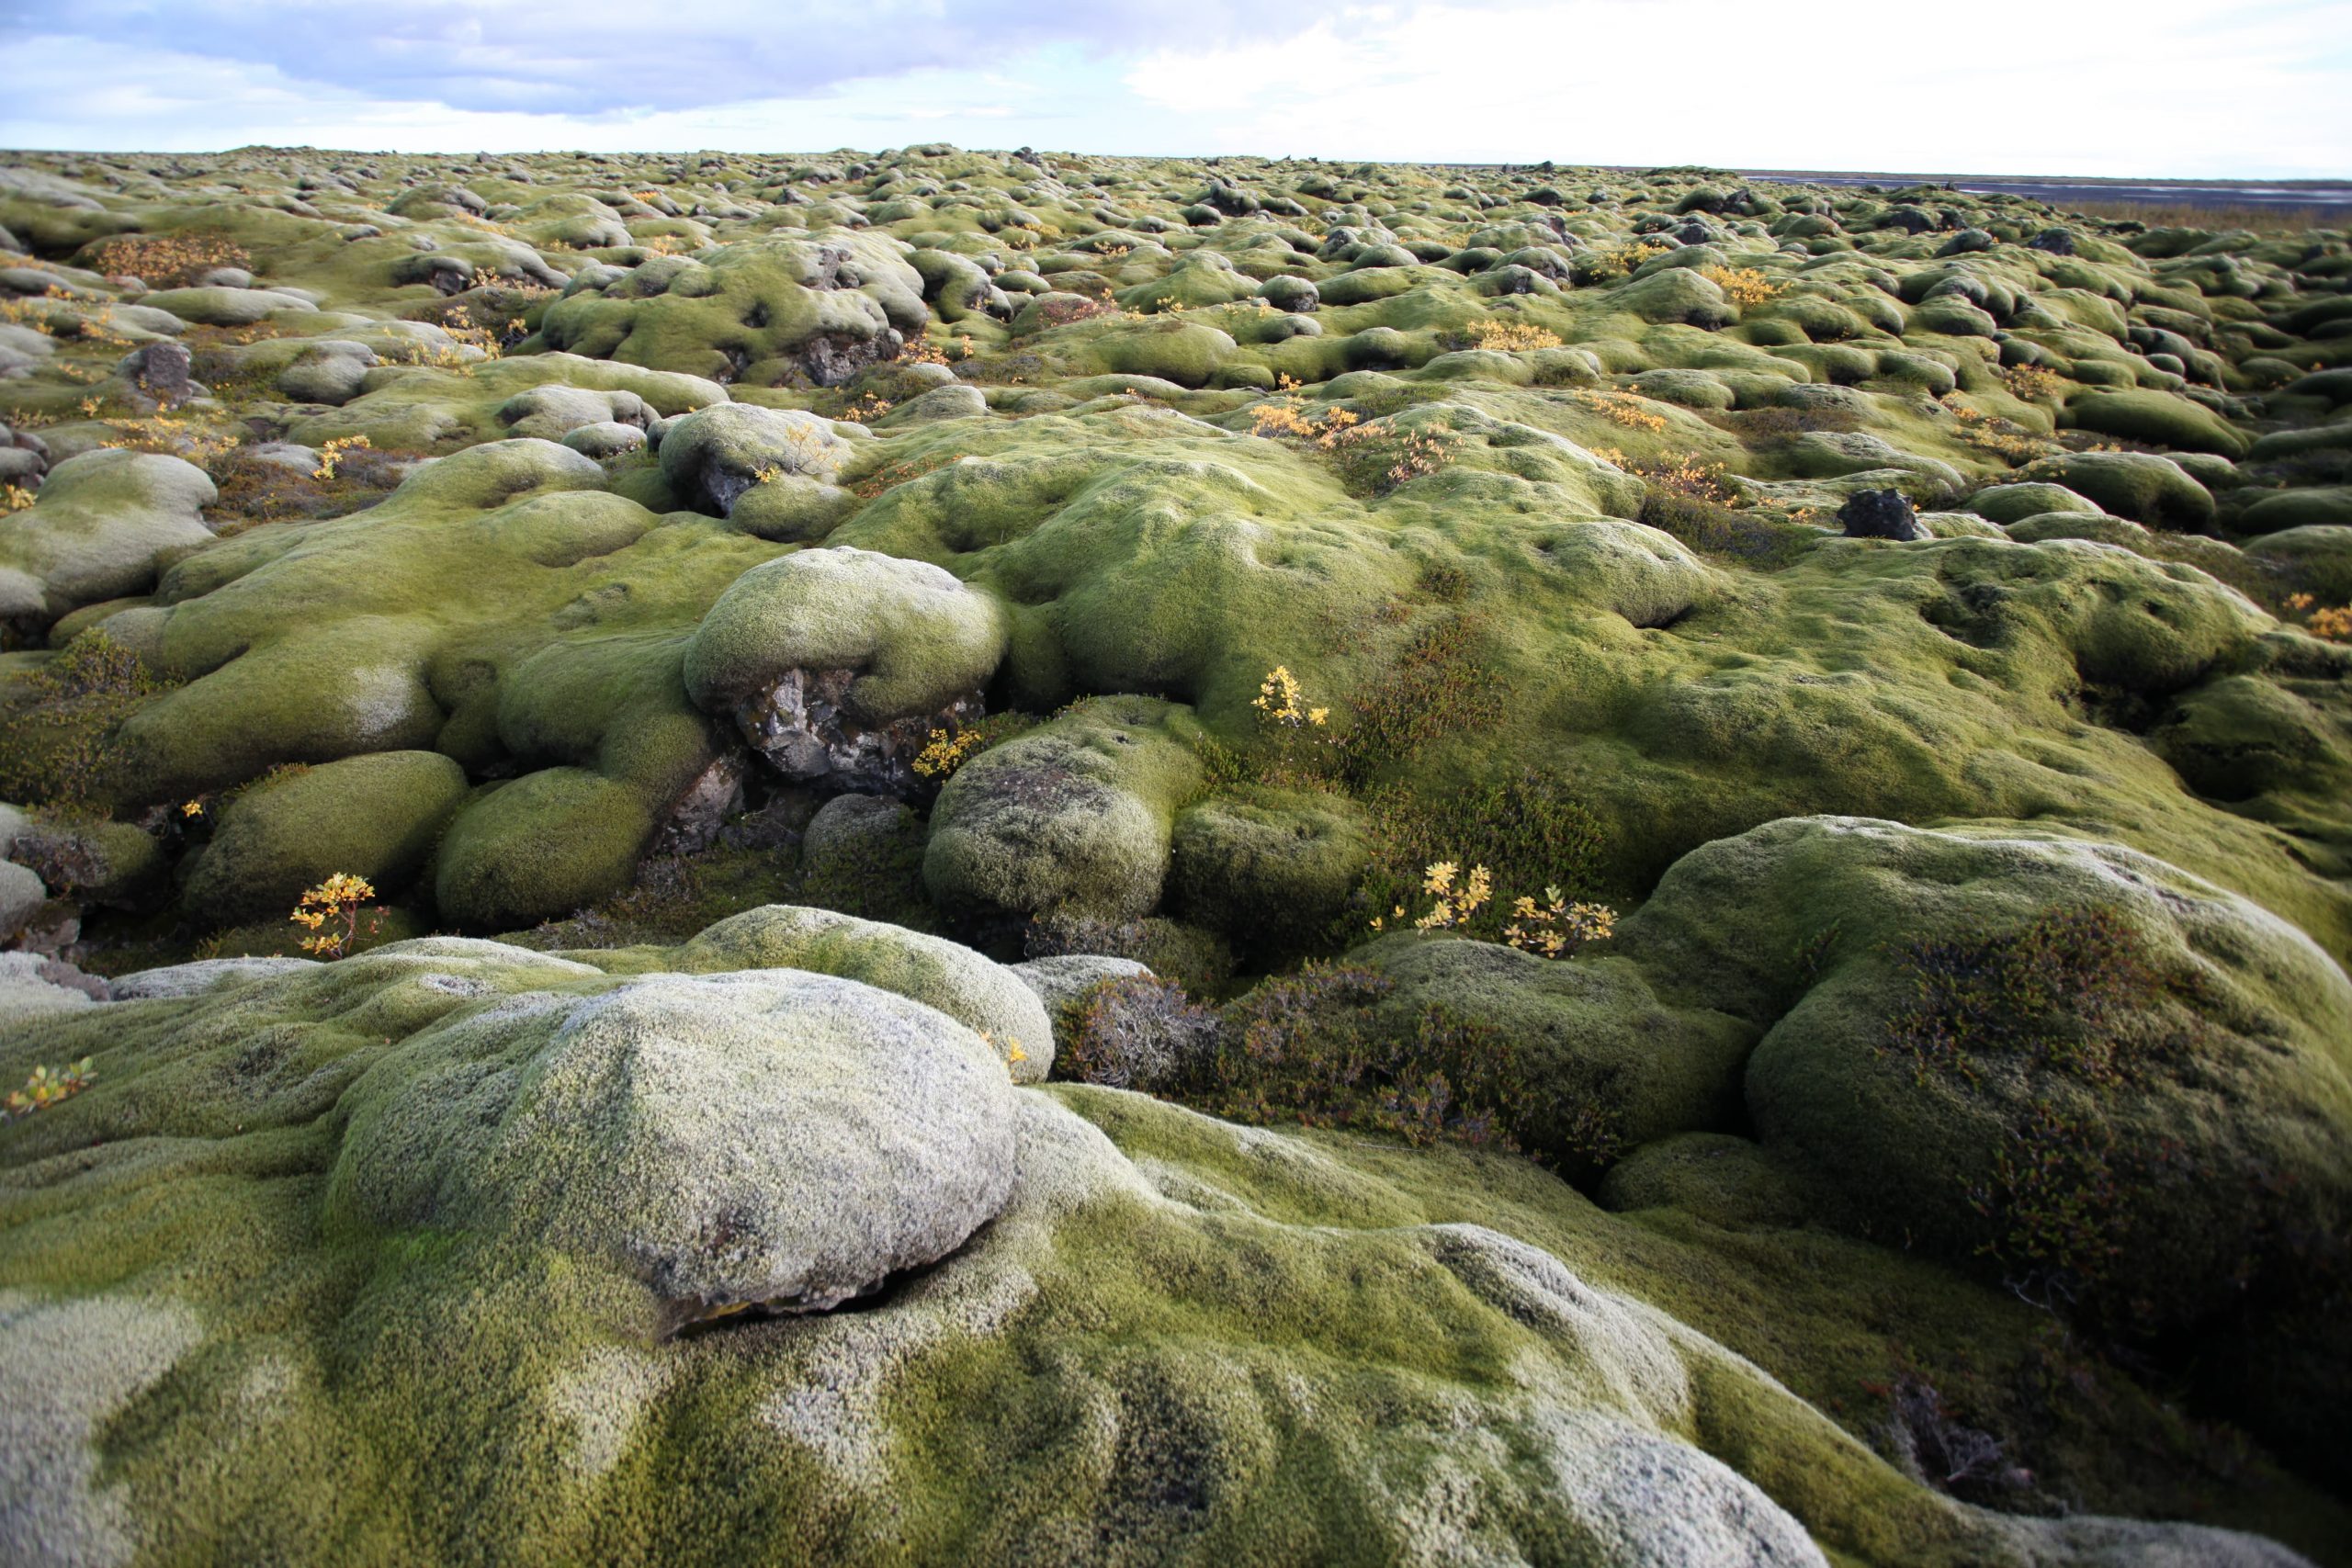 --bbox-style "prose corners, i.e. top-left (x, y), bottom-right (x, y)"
top-left (1960, 482), bottom-right (2103, 525)
top-left (684, 546), bottom-right (1006, 722)
top-left (2244, 526), bottom-right (2352, 604)
top-left (2238, 487), bottom-right (2352, 536)
top-left (656, 402), bottom-right (854, 516)
top-left (0, 449), bottom-right (215, 627)
top-left (1169, 786), bottom-right (1369, 953)
top-left (1354, 932), bottom-right (1758, 1168)
top-left (1620, 814), bottom-right (2351, 1461)
top-left (434, 767), bottom-right (654, 931)
top-left (1596, 1131), bottom-right (1815, 1231)
top-left (180, 750), bottom-right (469, 926)
top-left (672, 904), bottom-right (1054, 1080)
top-left (2018, 452), bottom-right (2215, 531)
top-left (329, 968), bottom-right (1018, 1330)
top-left (537, 229), bottom-right (923, 387)
top-left (0, 933), bottom-right (2311, 1564)
top-left (2065, 389), bottom-right (2252, 458)
top-left (924, 697), bottom-right (1204, 925)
